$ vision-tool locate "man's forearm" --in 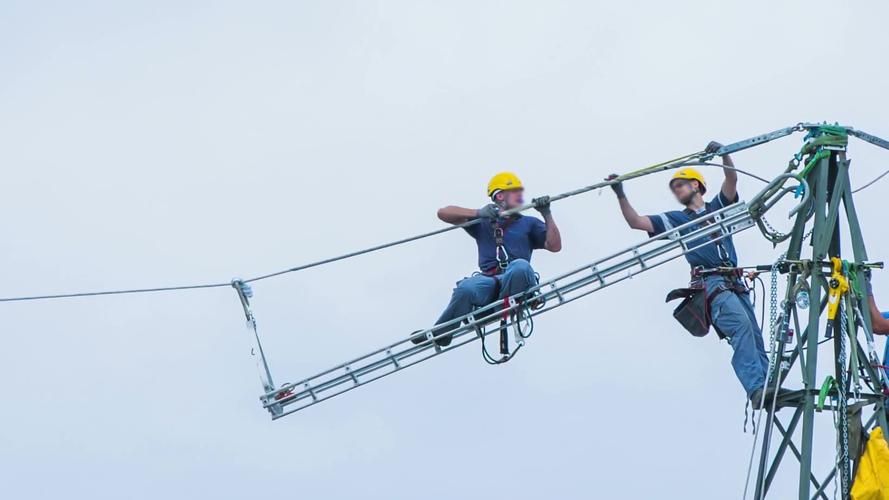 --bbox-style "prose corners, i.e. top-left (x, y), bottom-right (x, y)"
top-left (618, 197), bottom-right (652, 232)
top-left (723, 153), bottom-right (737, 181)
top-left (543, 213), bottom-right (562, 252)
top-left (869, 297), bottom-right (889, 334)
top-left (437, 206), bottom-right (478, 224)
